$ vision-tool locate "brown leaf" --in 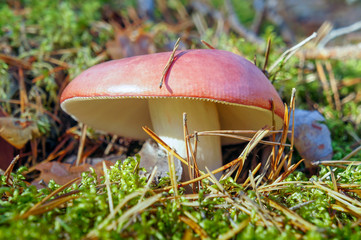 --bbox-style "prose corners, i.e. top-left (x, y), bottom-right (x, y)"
top-left (0, 53), bottom-right (32, 69)
top-left (0, 112), bottom-right (15, 170)
top-left (0, 117), bottom-right (40, 149)
top-left (32, 161), bottom-right (114, 186)
top-left (0, 137), bottom-right (14, 171)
